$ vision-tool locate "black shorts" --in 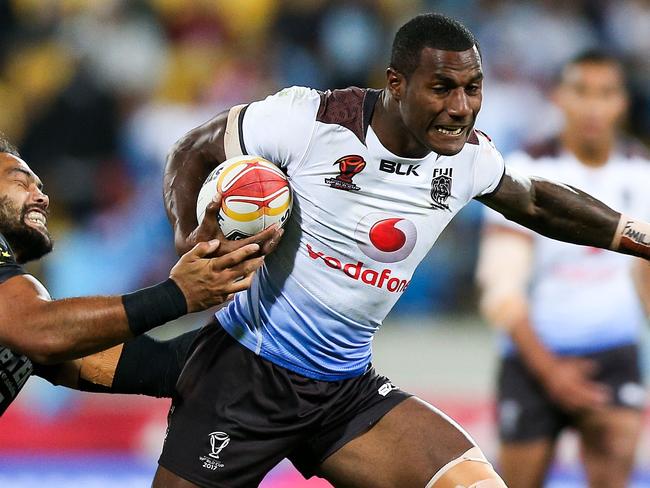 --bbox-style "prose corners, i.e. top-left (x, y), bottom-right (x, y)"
top-left (497, 343), bottom-right (645, 443)
top-left (158, 321), bottom-right (411, 487)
